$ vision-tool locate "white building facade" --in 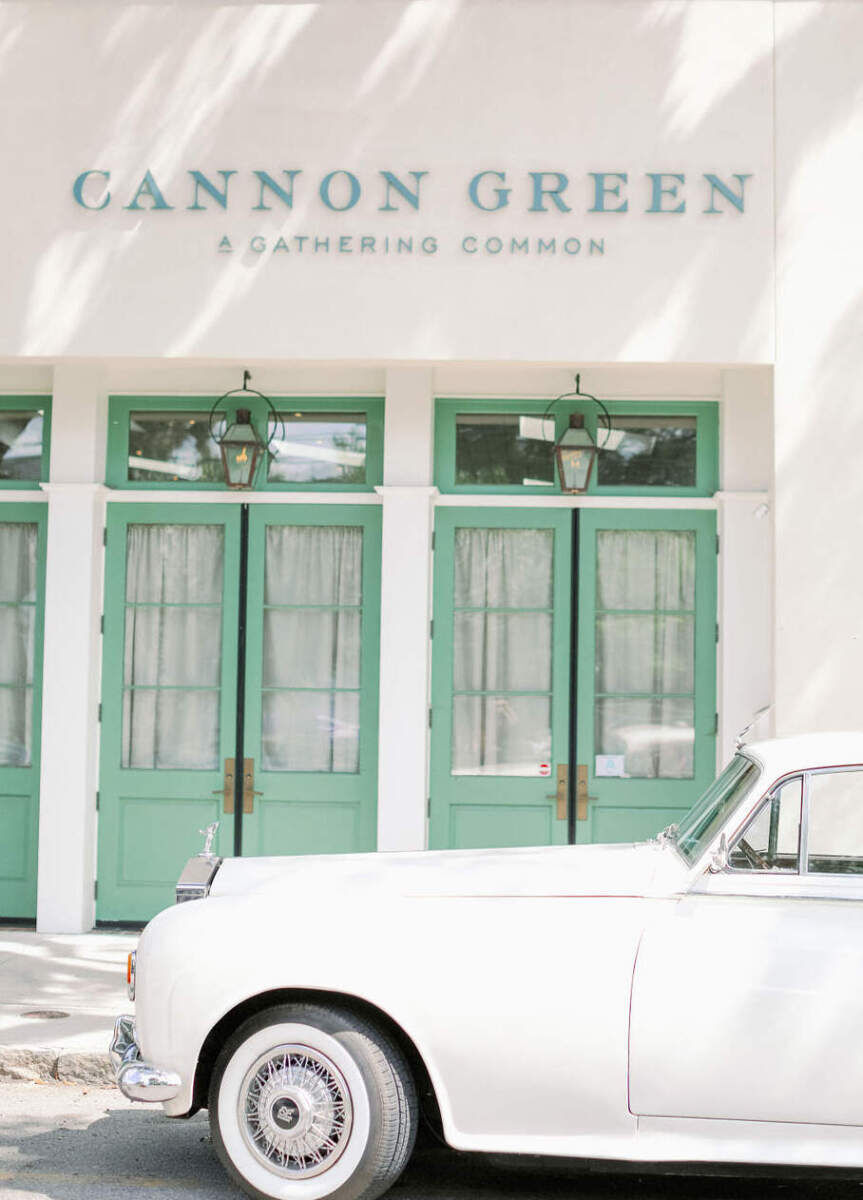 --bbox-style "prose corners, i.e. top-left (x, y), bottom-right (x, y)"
top-left (0, 0), bottom-right (853, 930)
